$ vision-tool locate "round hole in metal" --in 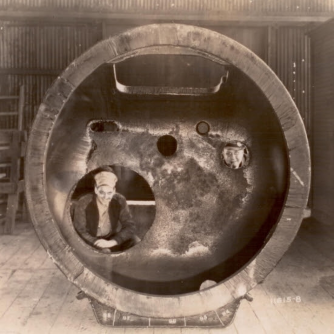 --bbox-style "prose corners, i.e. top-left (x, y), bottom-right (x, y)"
top-left (157, 135), bottom-right (177, 157)
top-left (70, 165), bottom-right (156, 254)
top-left (25, 24), bottom-right (310, 318)
top-left (89, 120), bottom-right (120, 132)
top-left (196, 121), bottom-right (210, 135)
top-left (222, 141), bottom-right (250, 169)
